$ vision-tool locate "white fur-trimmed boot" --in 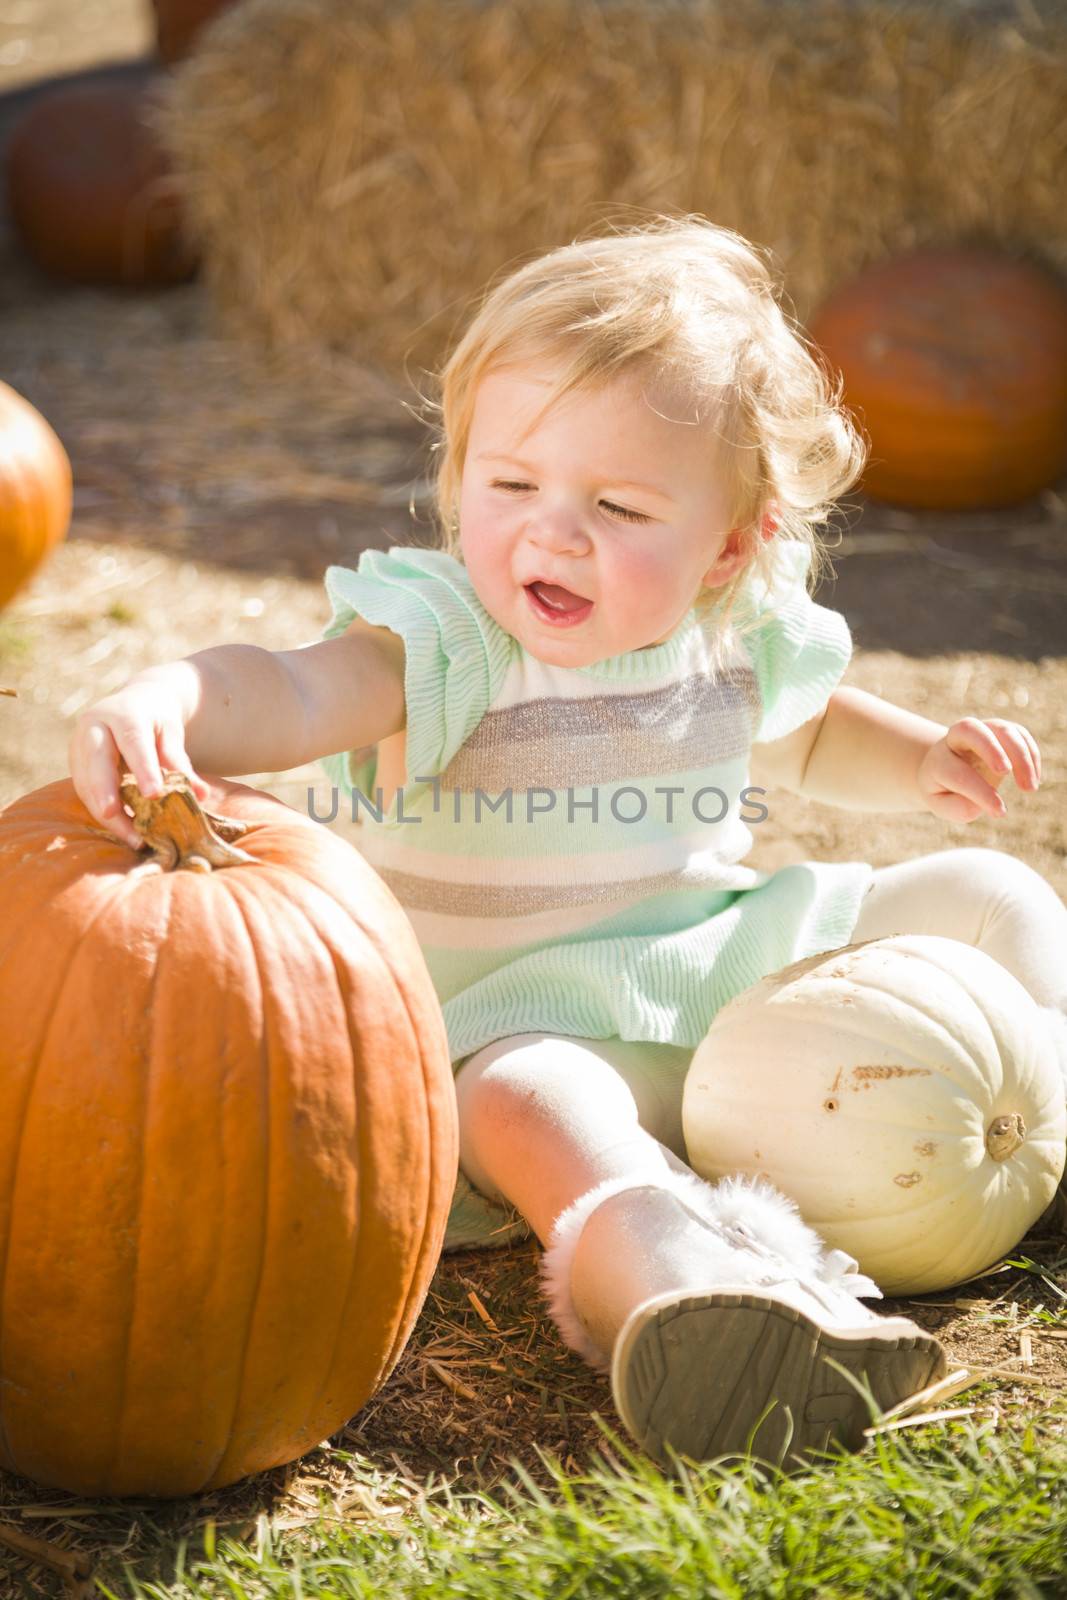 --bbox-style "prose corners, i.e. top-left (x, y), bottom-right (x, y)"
top-left (540, 1168), bottom-right (947, 1472)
